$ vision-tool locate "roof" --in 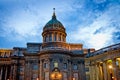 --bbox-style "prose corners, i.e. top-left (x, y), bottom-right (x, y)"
top-left (43, 10), bottom-right (65, 31)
